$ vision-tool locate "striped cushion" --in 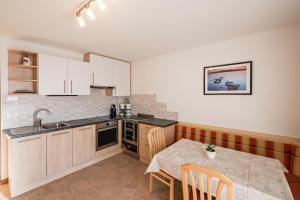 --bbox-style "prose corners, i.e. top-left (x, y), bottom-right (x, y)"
top-left (175, 124), bottom-right (300, 177)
